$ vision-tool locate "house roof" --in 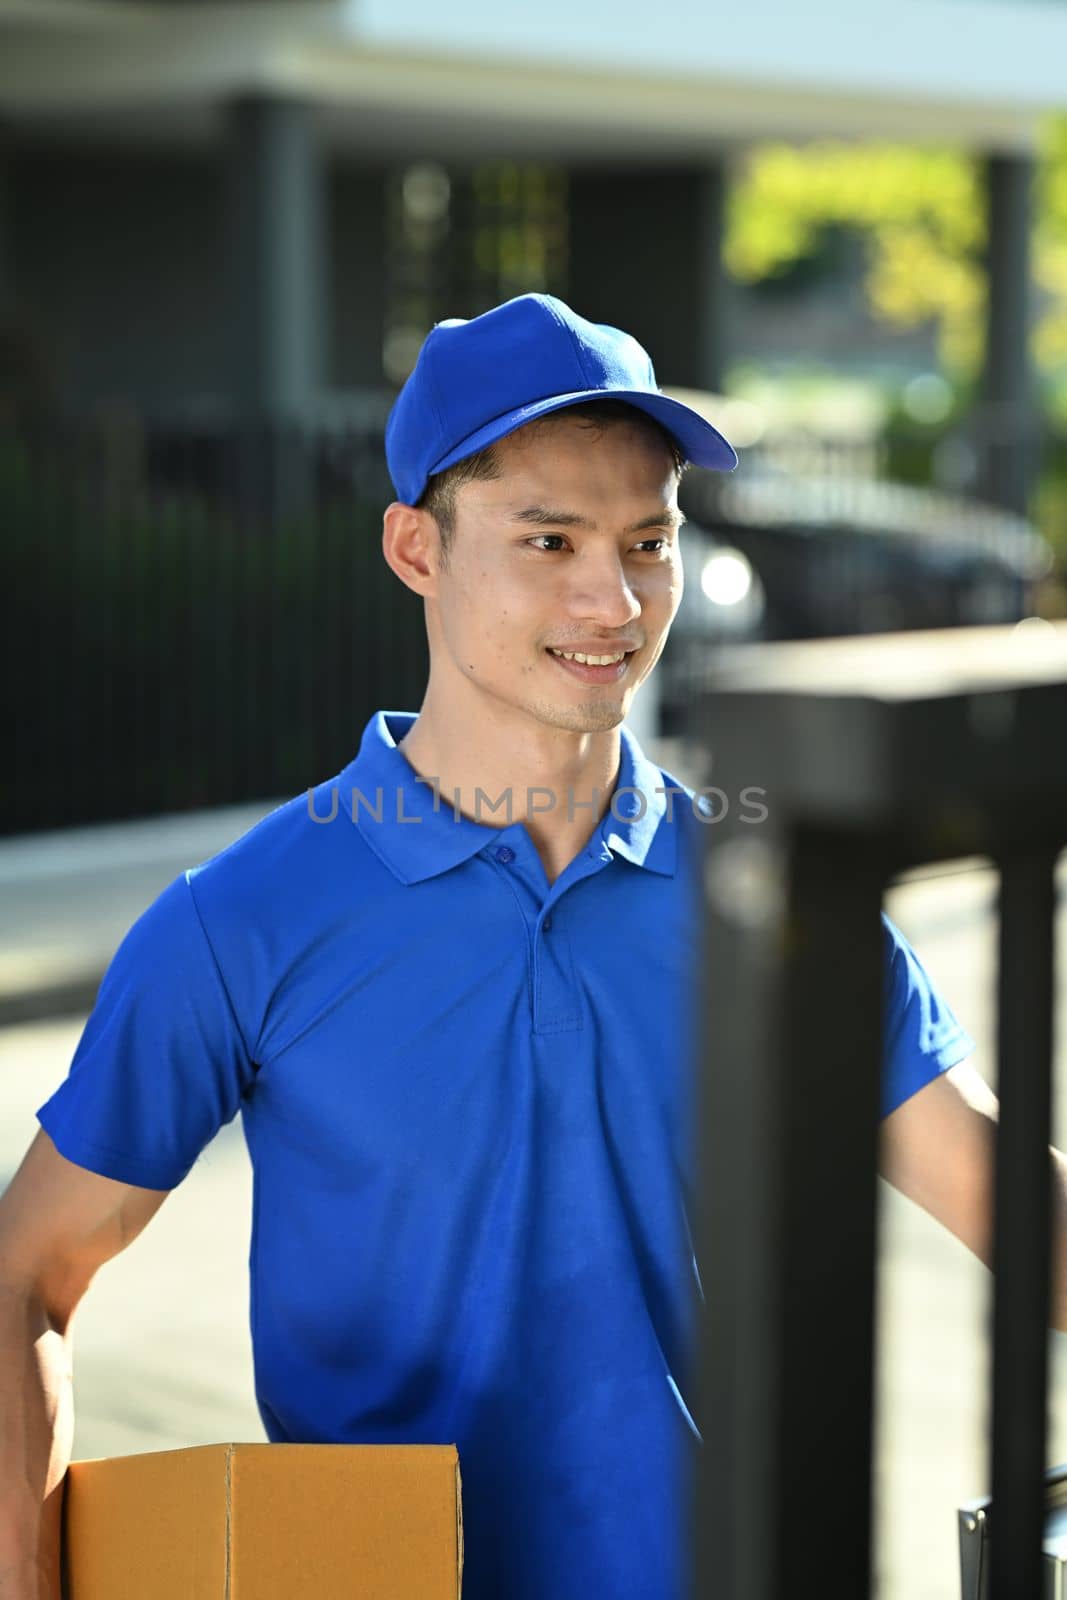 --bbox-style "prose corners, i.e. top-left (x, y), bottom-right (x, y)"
top-left (0, 0), bottom-right (1061, 156)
